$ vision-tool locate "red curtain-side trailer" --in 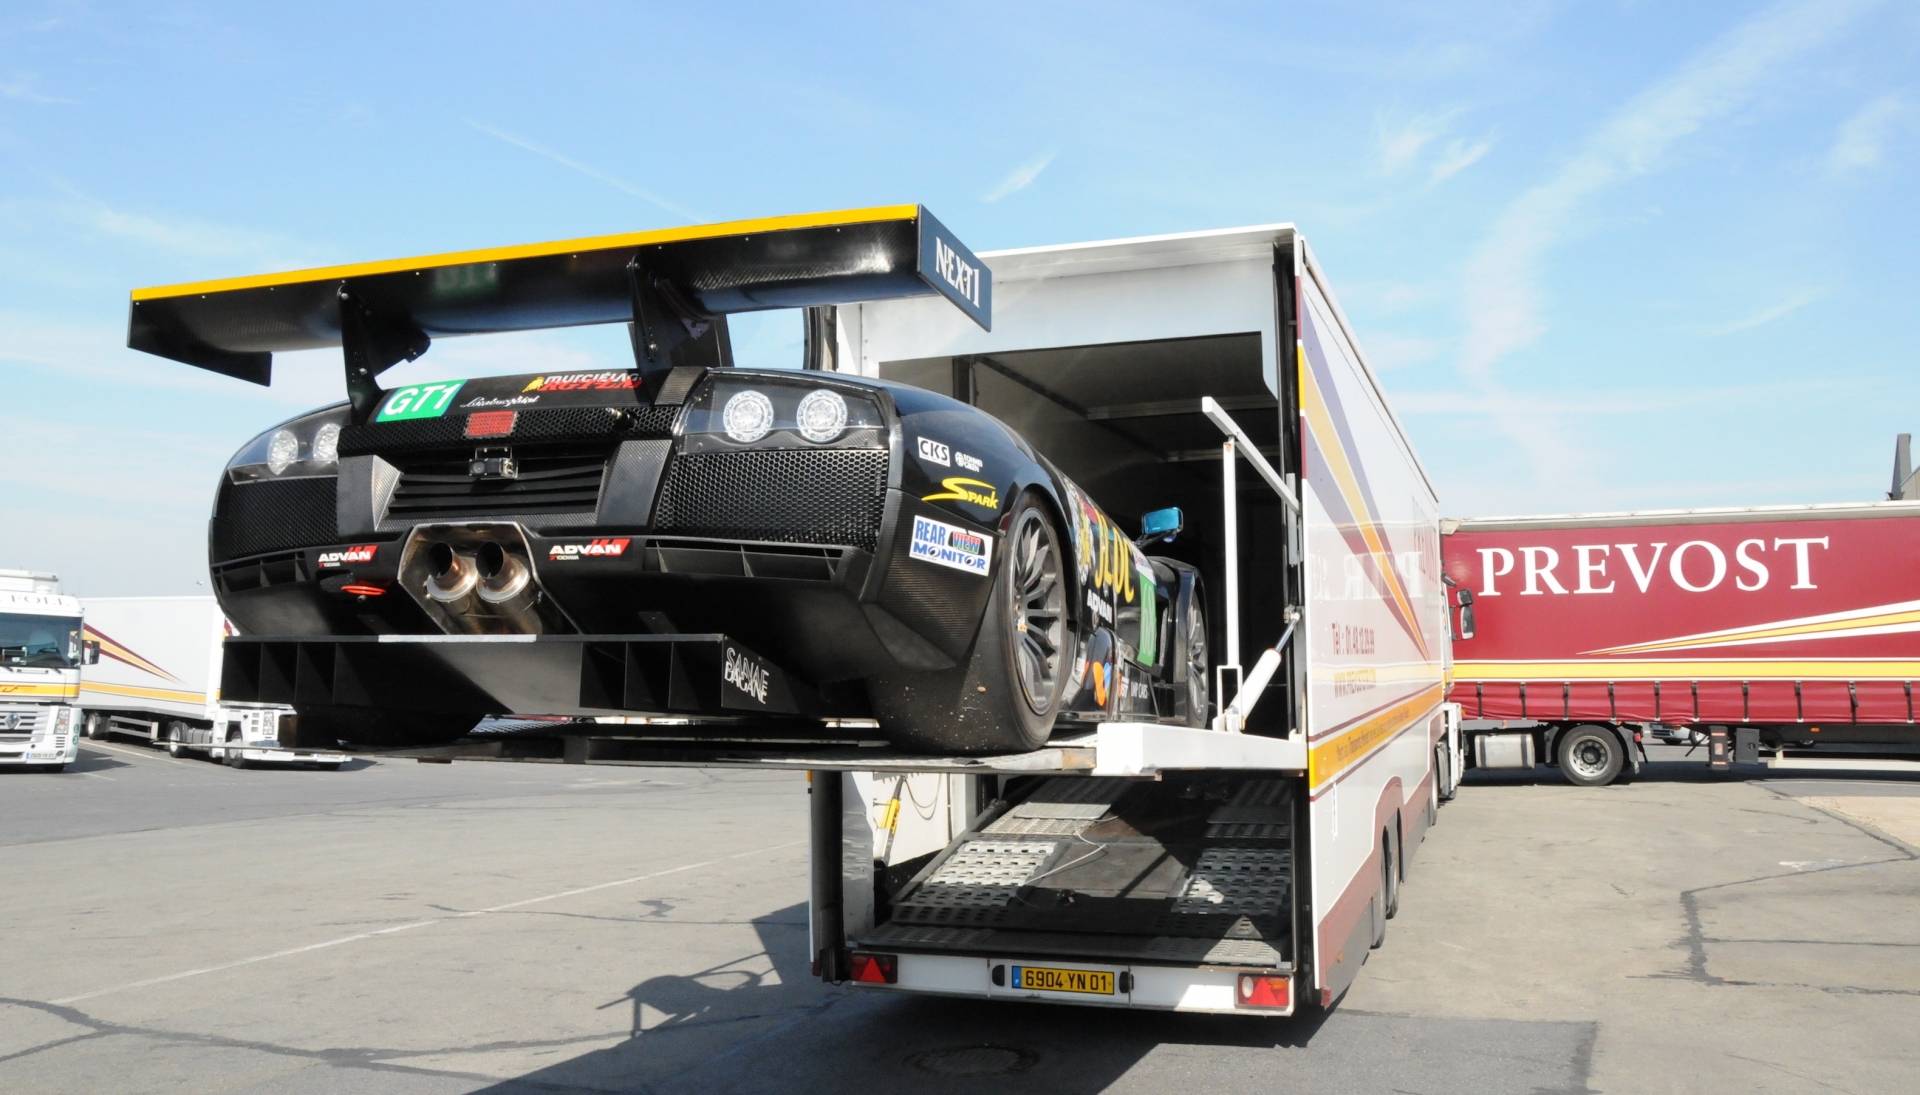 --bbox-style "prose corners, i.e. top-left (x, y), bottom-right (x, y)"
top-left (1442, 503), bottom-right (1920, 784)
